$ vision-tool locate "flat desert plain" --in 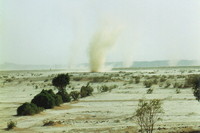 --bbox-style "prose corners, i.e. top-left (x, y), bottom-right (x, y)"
top-left (1, 67), bottom-right (200, 133)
